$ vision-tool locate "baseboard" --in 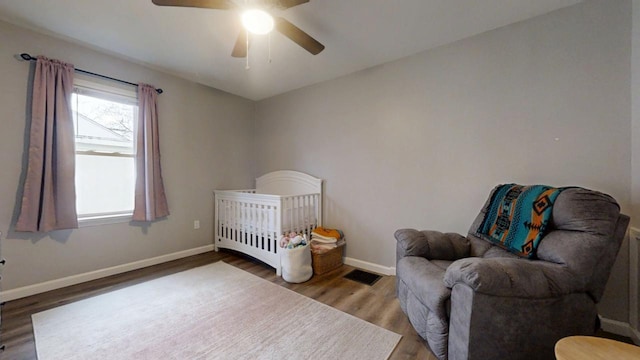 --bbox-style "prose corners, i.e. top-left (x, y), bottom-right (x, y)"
top-left (632, 328), bottom-right (640, 345)
top-left (0, 244), bottom-right (215, 302)
top-left (601, 317), bottom-right (632, 336)
top-left (600, 316), bottom-right (640, 345)
top-left (344, 257), bottom-right (396, 276)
